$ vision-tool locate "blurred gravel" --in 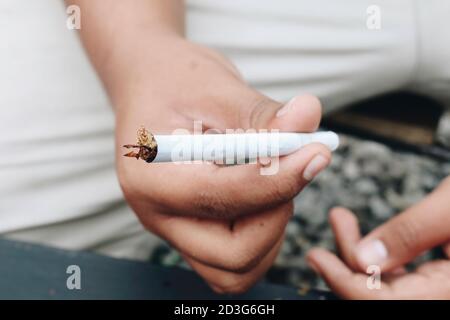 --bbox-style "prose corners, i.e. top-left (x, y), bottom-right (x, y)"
top-left (268, 134), bottom-right (450, 290)
top-left (150, 133), bottom-right (450, 291)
